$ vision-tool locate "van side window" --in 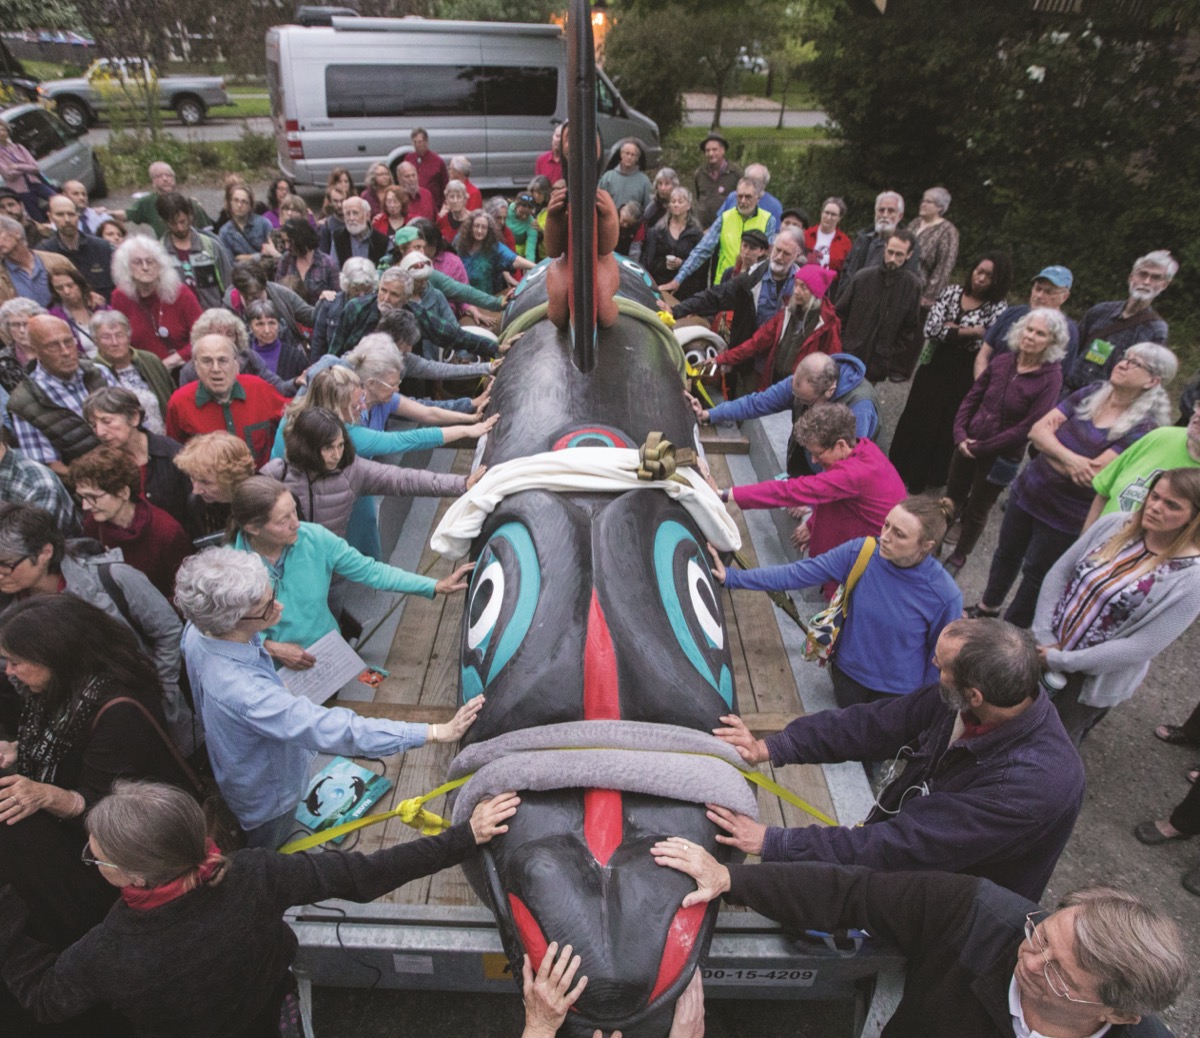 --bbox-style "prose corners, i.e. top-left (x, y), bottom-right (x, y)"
top-left (326, 65), bottom-right (484, 118)
top-left (483, 67), bottom-right (558, 117)
top-left (596, 75), bottom-right (618, 116)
